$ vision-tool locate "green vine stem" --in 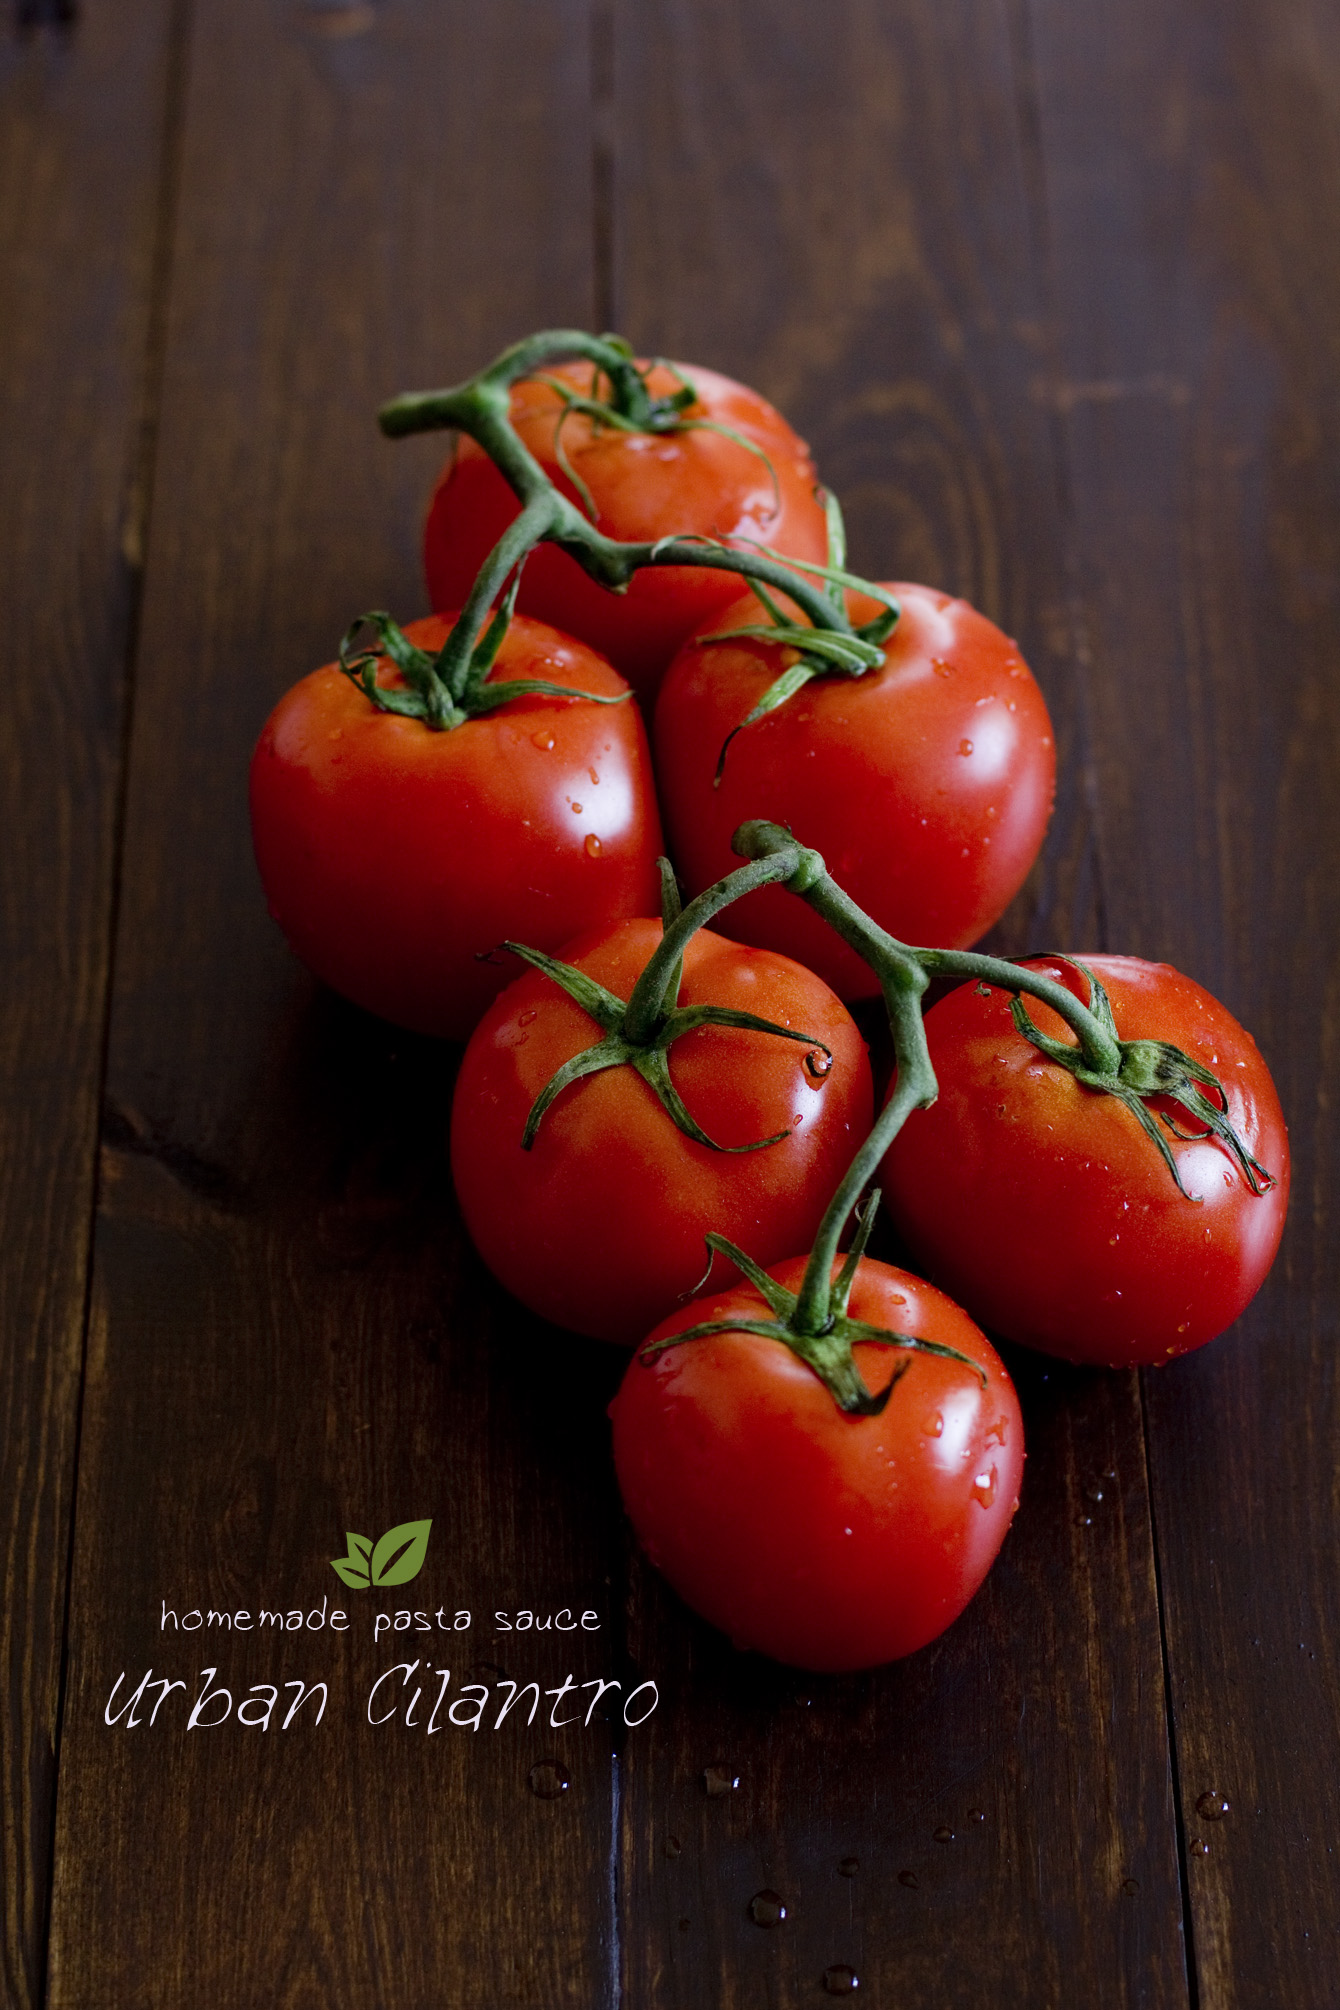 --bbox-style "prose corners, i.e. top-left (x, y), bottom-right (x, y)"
top-left (378, 330), bottom-right (874, 668)
top-left (728, 818), bottom-right (1275, 1355)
